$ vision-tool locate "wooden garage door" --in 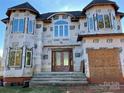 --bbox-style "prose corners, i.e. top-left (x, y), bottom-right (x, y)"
top-left (88, 48), bottom-right (123, 83)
